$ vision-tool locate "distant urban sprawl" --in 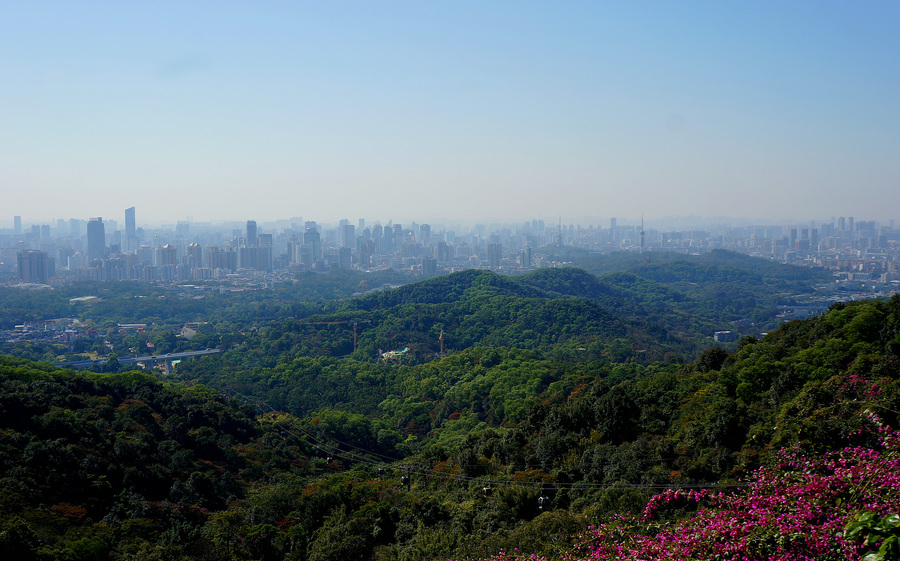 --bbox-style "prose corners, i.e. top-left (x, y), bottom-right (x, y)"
top-left (4, 211), bottom-right (899, 294)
